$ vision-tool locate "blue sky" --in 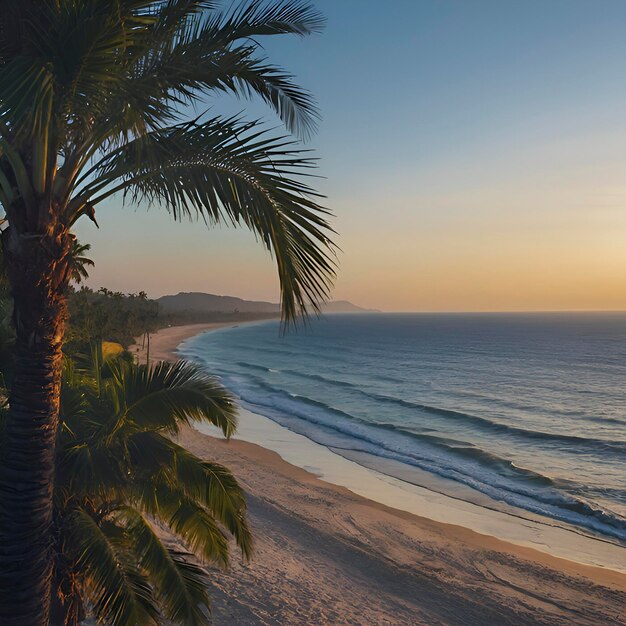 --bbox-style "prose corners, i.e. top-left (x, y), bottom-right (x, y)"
top-left (77, 1), bottom-right (626, 311)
